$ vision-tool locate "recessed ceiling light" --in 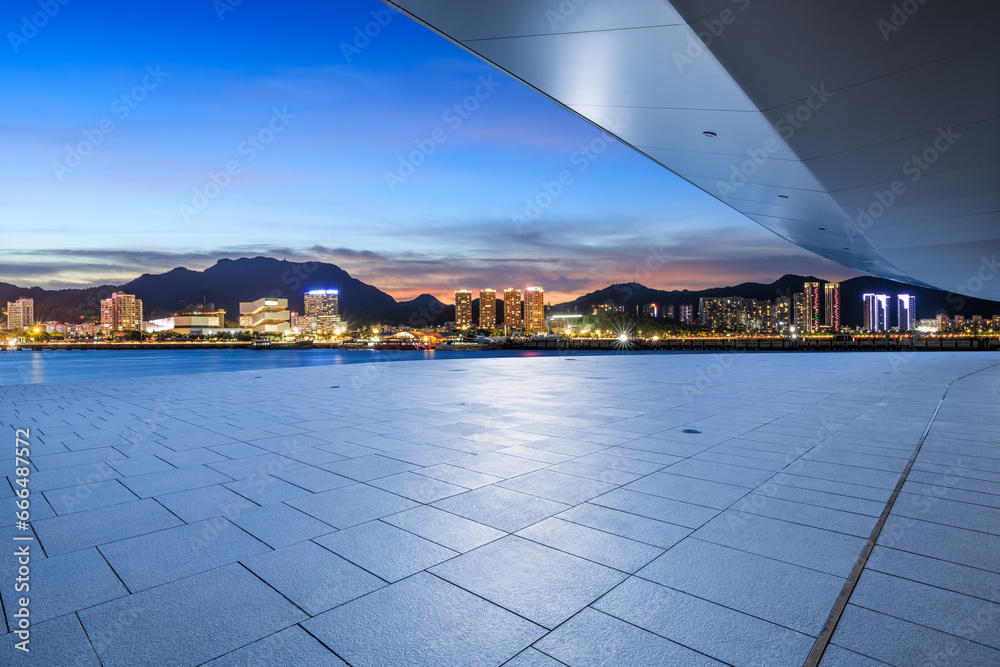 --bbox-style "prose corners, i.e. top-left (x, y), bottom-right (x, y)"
top-left (843, 247), bottom-right (849, 250)
top-left (703, 131), bottom-right (717, 137)
top-left (818, 227), bottom-right (826, 231)
top-left (778, 194), bottom-right (788, 199)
